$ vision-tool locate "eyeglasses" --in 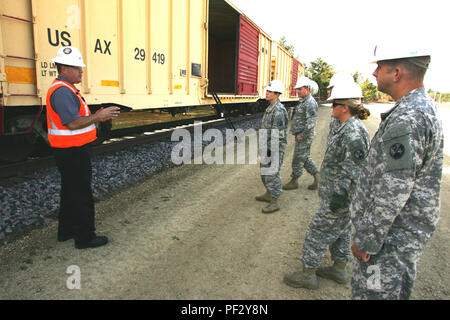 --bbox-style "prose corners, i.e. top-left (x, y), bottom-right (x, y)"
top-left (332, 102), bottom-right (345, 108)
